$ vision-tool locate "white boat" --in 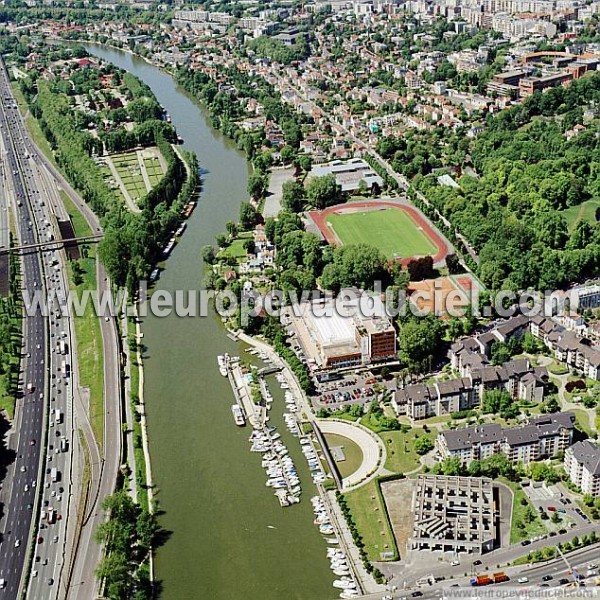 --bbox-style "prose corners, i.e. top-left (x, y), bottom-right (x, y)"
top-left (340, 591), bottom-right (359, 599)
top-left (217, 354), bottom-right (229, 377)
top-left (333, 569), bottom-right (350, 577)
top-left (333, 579), bottom-right (356, 590)
top-left (326, 538), bottom-right (340, 545)
top-left (231, 405), bottom-right (245, 426)
top-left (319, 524), bottom-right (335, 535)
